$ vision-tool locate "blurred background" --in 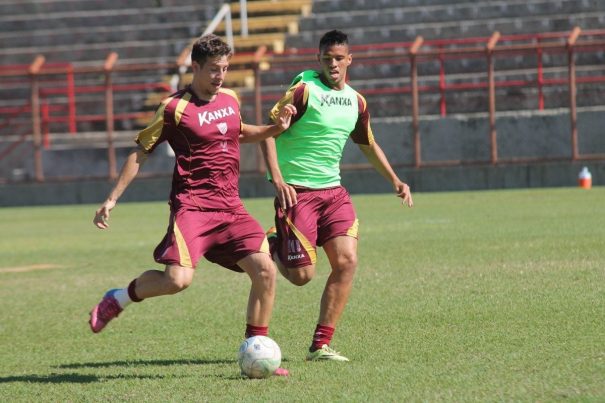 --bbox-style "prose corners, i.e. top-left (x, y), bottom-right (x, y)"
top-left (1, 0), bottom-right (604, 205)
